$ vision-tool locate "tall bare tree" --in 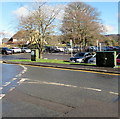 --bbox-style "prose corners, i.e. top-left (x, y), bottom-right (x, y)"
top-left (60, 2), bottom-right (104, 50)
top-left (19, 2), bottom-right (60, 59)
